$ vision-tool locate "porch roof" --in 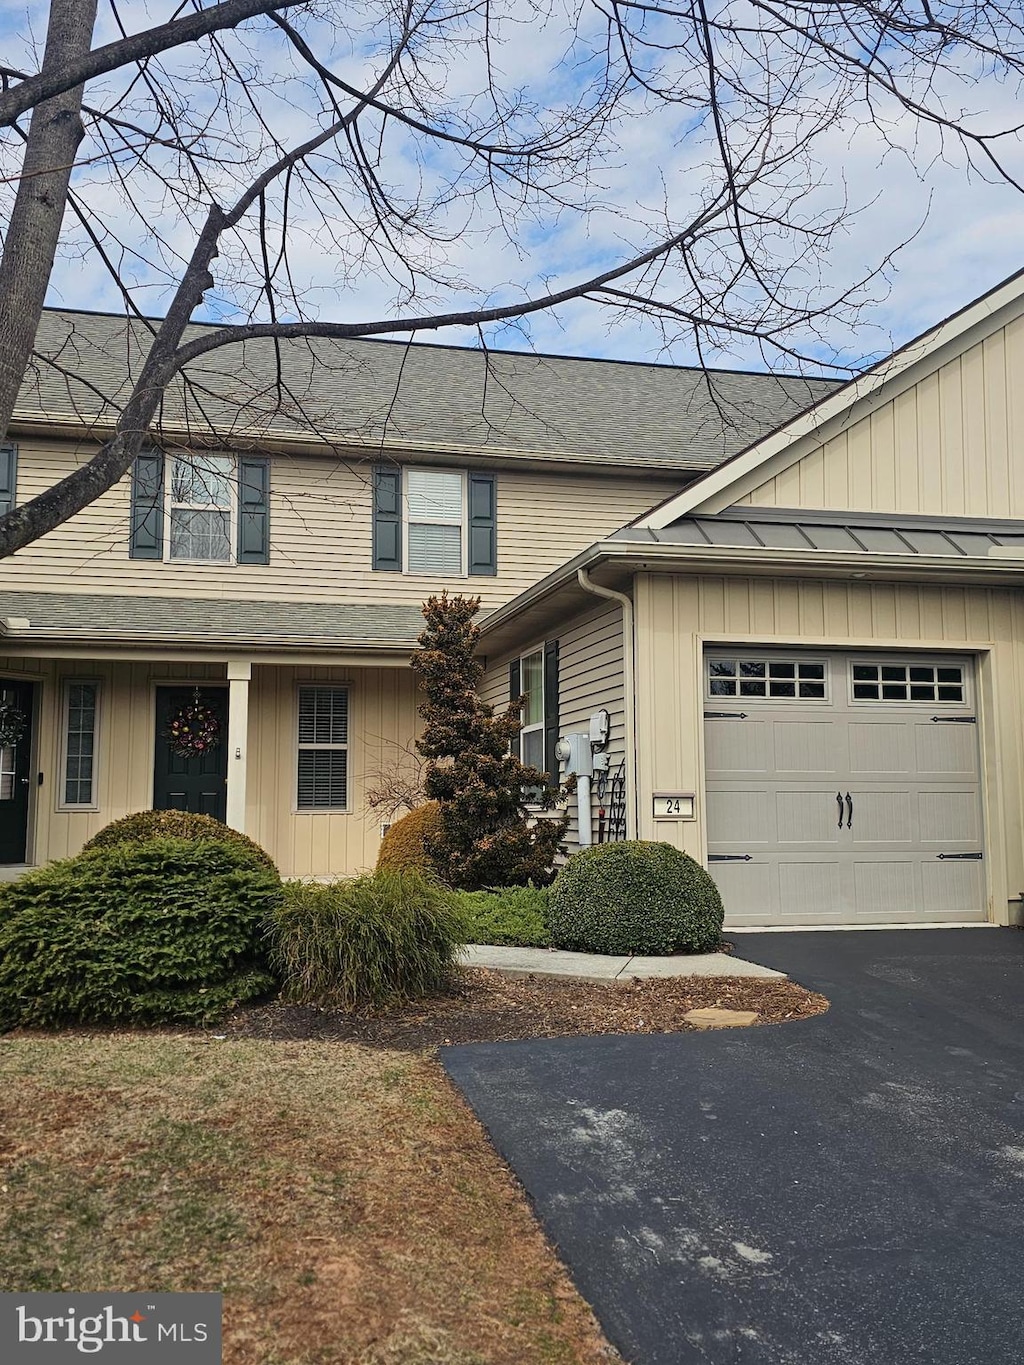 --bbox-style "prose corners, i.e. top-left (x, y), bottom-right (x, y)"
top-left (0, 590), bottom-right (426, 651)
